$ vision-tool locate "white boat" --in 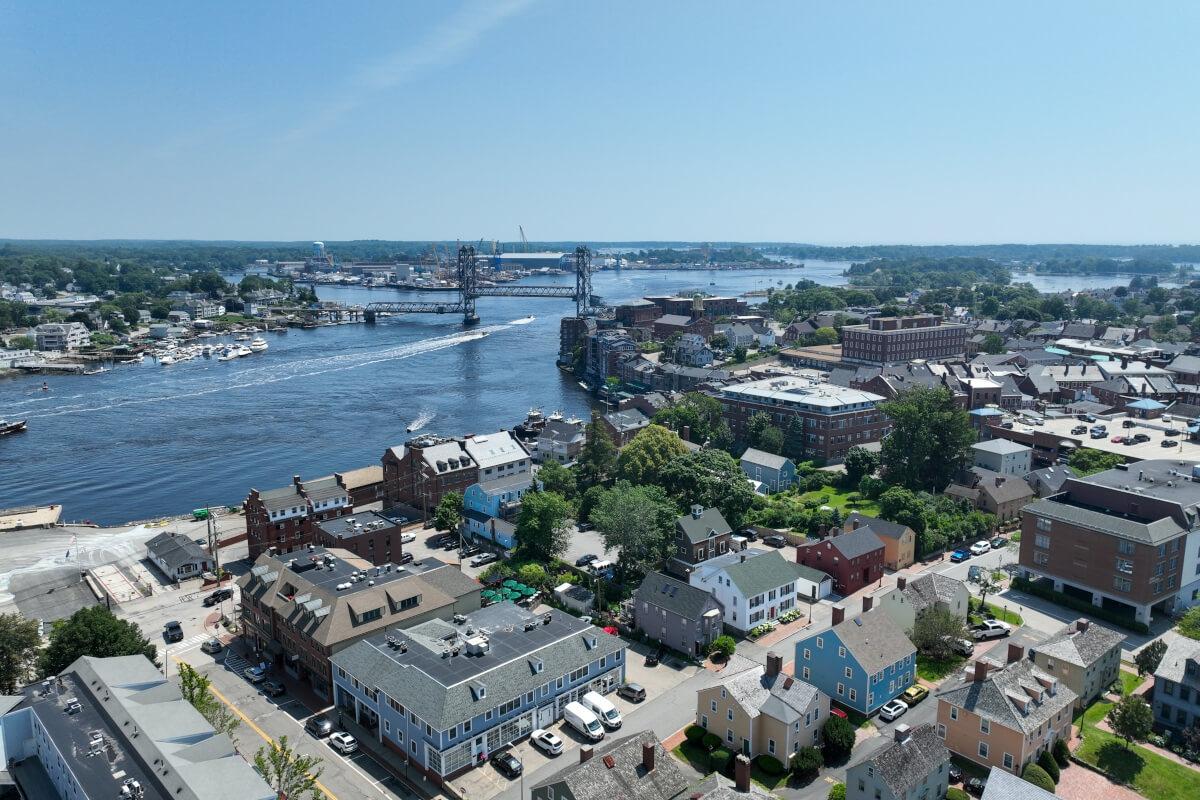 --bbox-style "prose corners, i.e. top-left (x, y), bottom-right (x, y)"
top-left (235, 334), bottom-right (250, 342)
top-left (236, 346), bottom-right (252, 357)
top-left (249, 337), bottom-right (268, 353)
top-left (160, 356), bottom-right (176, 366)
top-left (217, 351), bottom-right (237, 362)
